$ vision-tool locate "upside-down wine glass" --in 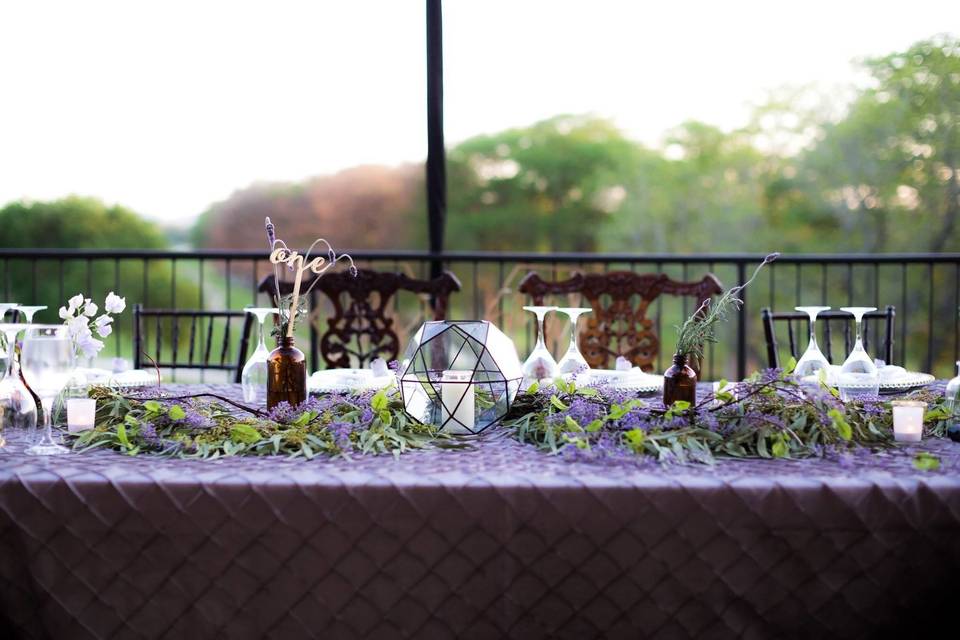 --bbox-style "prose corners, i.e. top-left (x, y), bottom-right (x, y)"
top-left (241, 307), bottom-right (280, 403)
top-left (0, 322), bottom-right (37, 445)
top-left (556, 307), bottom-right (592, 376)
top-left (522, 306), bottom-right (559, 382)
top-left (837, 307), bottom-right (879, 400)
top-left (793, 306), bottom-right (831, 380)
top-left (21, 325), bottom-right (73, 456)
top-left (16, 306), bottom-right (47, 323)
